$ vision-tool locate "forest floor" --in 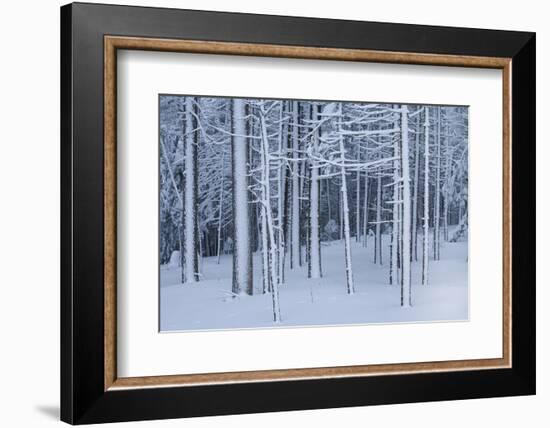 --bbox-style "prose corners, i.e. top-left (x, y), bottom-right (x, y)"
top-left (160, 234), bottom-right (468, 331)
